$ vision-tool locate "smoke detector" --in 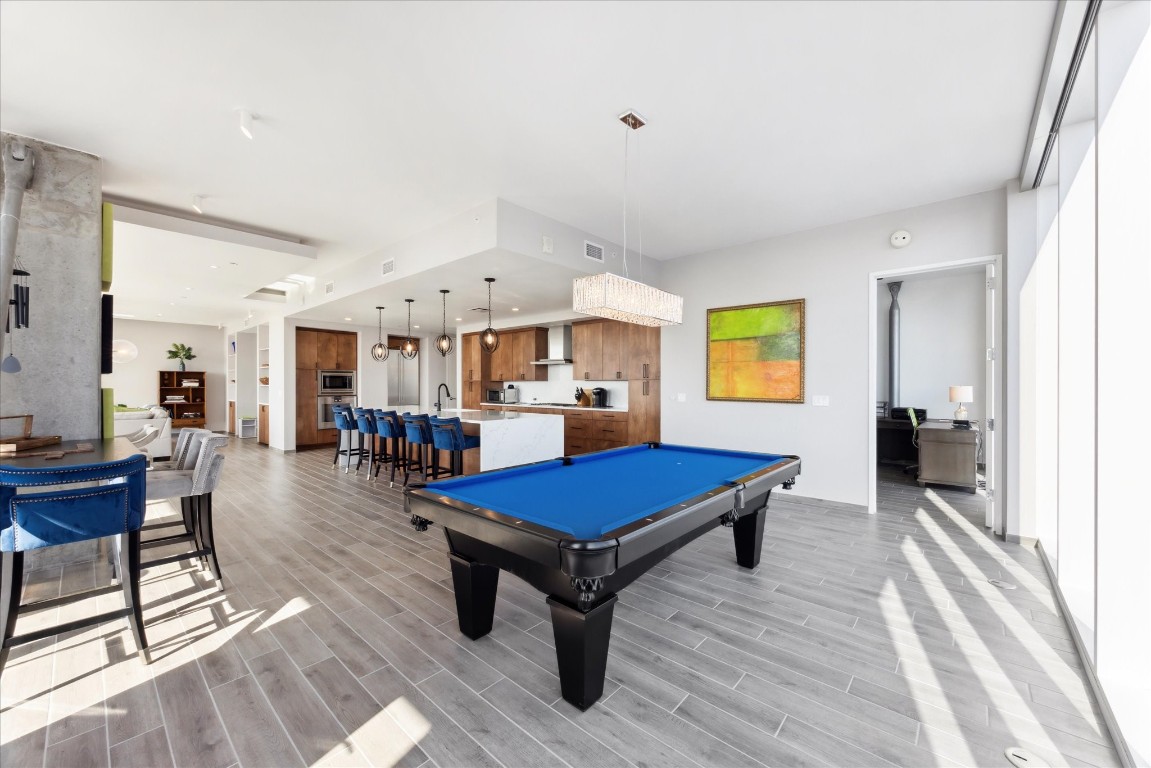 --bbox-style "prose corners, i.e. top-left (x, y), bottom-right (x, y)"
top-left (890, 230), bottom-right (912, 248)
